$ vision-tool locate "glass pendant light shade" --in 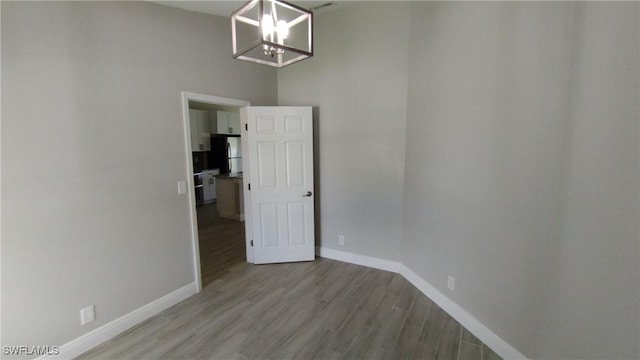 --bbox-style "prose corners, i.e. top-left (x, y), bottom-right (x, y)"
top-left (231, 0), bottom-right (313, 68)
